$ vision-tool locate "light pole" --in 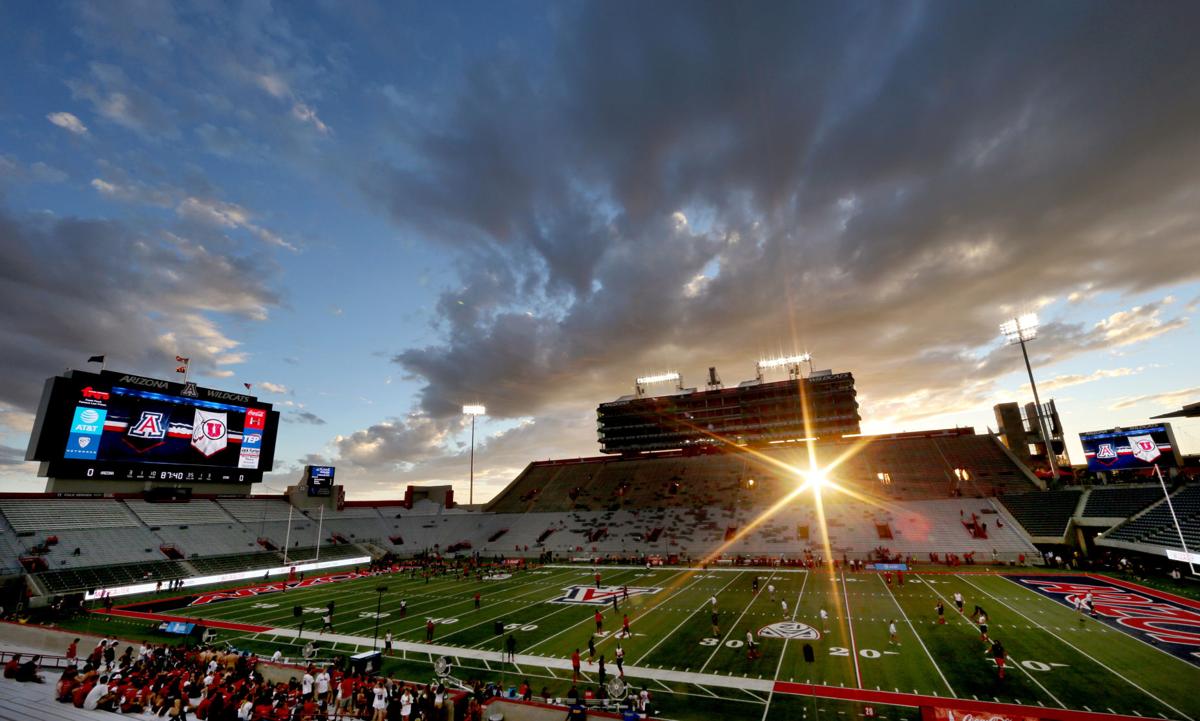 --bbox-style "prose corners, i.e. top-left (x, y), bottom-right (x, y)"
top-left (463, 405), bottom-right (486, 505)
top-left (373, 585), bottom-right (388, 651)
top-left (1000, 313), bottom-right (1060, 483)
